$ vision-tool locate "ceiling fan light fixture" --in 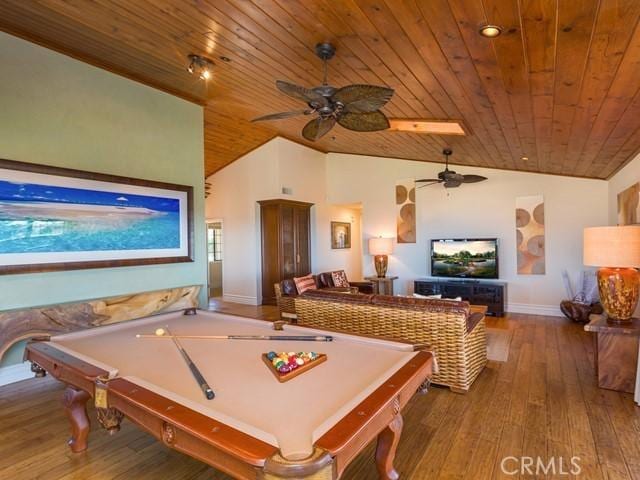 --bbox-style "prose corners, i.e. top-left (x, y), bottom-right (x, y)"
top-left (388, 119), bottom-right (466, 136)
top-left (187, 54), bottom-right (214, 81)
top-left (479, 24), bottom-right (503, 38)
